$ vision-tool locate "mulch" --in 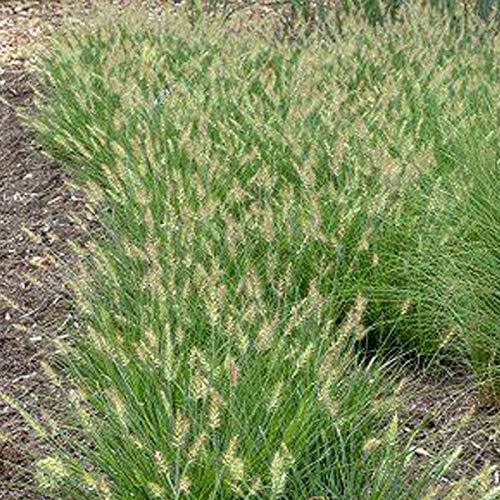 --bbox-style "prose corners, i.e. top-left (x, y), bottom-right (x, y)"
top-left (0, 66), bottom-right (90, 498)
top-left (402, 367), bottom-right (500, 487)
top-left (0, 1), bottom-right (498, 498)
